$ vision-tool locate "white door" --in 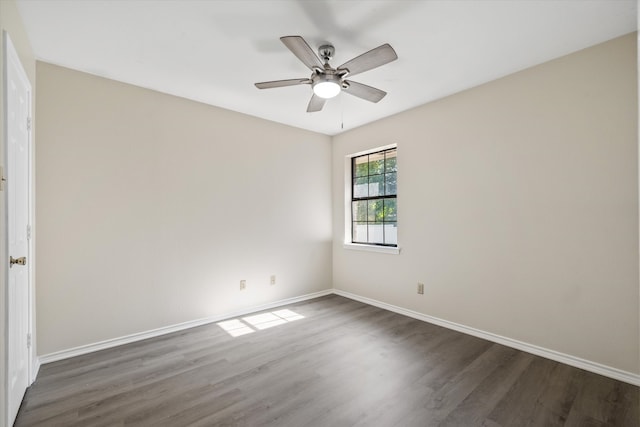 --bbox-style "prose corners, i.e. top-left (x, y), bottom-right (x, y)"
top-left (4, 31), bottom-right (32, 426)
